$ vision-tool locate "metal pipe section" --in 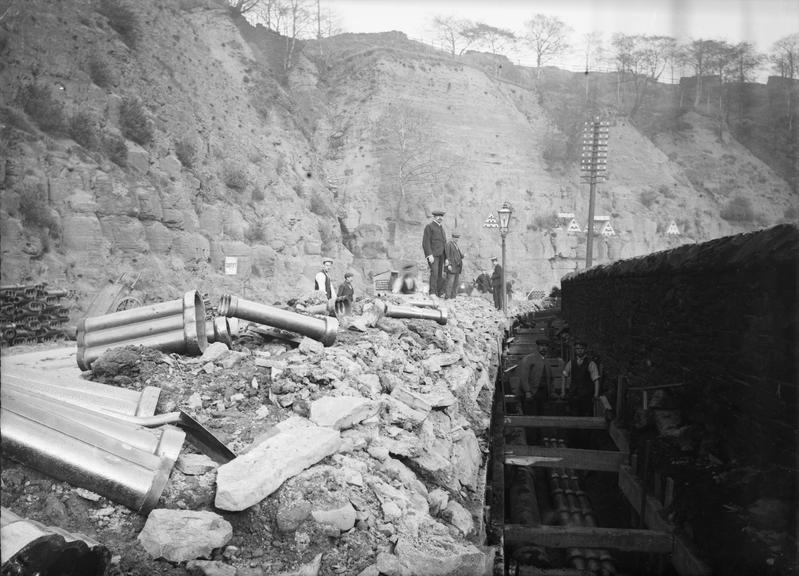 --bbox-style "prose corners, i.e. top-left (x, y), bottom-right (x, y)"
top-left (219, 294), bottom-right (337, 346)
top-left (1, 507), bottom-right (110, 575)
top-left (206, 316), bottom-right (232, 347)
top-left (1, 393), bottom-right (184, 514)
top-left (76, 290), bottom-right (207, 370)
top-left (1, 367), bottom-right (160, 417)
top-left (384, 303), bottom-right (448, 325)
